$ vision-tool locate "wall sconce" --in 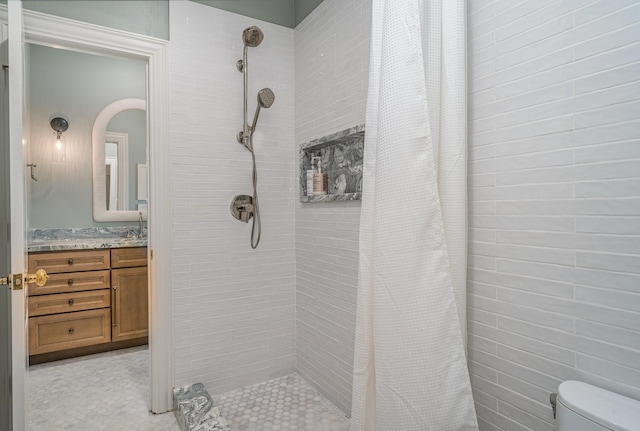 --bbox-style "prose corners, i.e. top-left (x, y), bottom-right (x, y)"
top-left (50, 116), bottom-right (69, 163)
